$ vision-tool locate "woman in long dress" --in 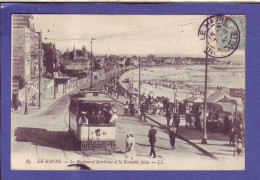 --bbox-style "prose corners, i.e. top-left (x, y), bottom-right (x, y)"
top-left (124, 132), bottom-right (136, 160)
